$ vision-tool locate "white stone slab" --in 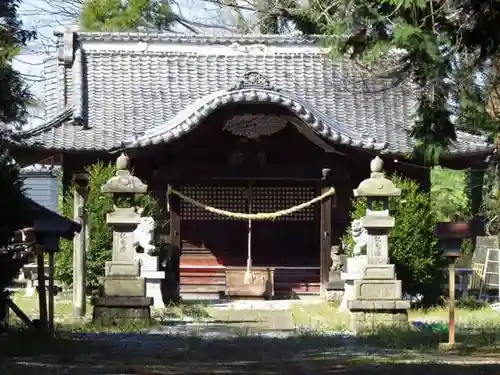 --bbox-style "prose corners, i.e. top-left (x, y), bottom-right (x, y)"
top-left (345, 256), bottom-right (368, 279)
top-left (146, 279), bottom-right (164, 308)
